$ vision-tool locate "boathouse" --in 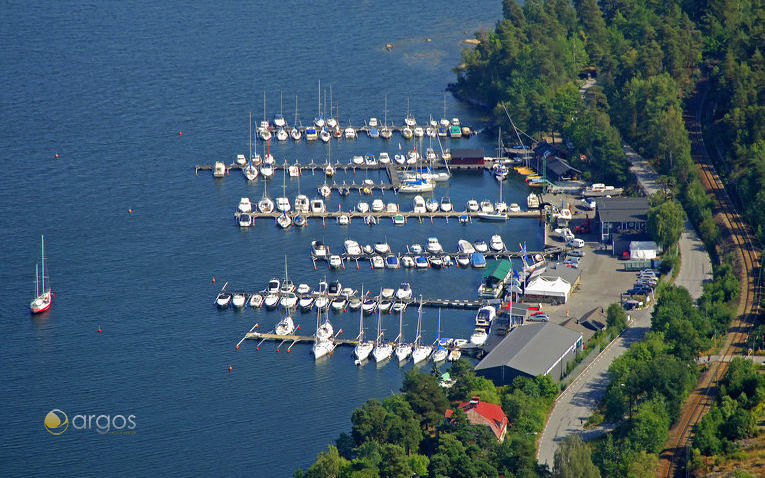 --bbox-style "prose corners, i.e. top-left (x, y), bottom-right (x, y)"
top-left (450, 148), bottom-right (485, 166)
top-left (475, 323), bottom-right (583, 385)
top-left (596, 197), bottom-right (649, 242)
top-left (445, 397), bottom-right (508, 442)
